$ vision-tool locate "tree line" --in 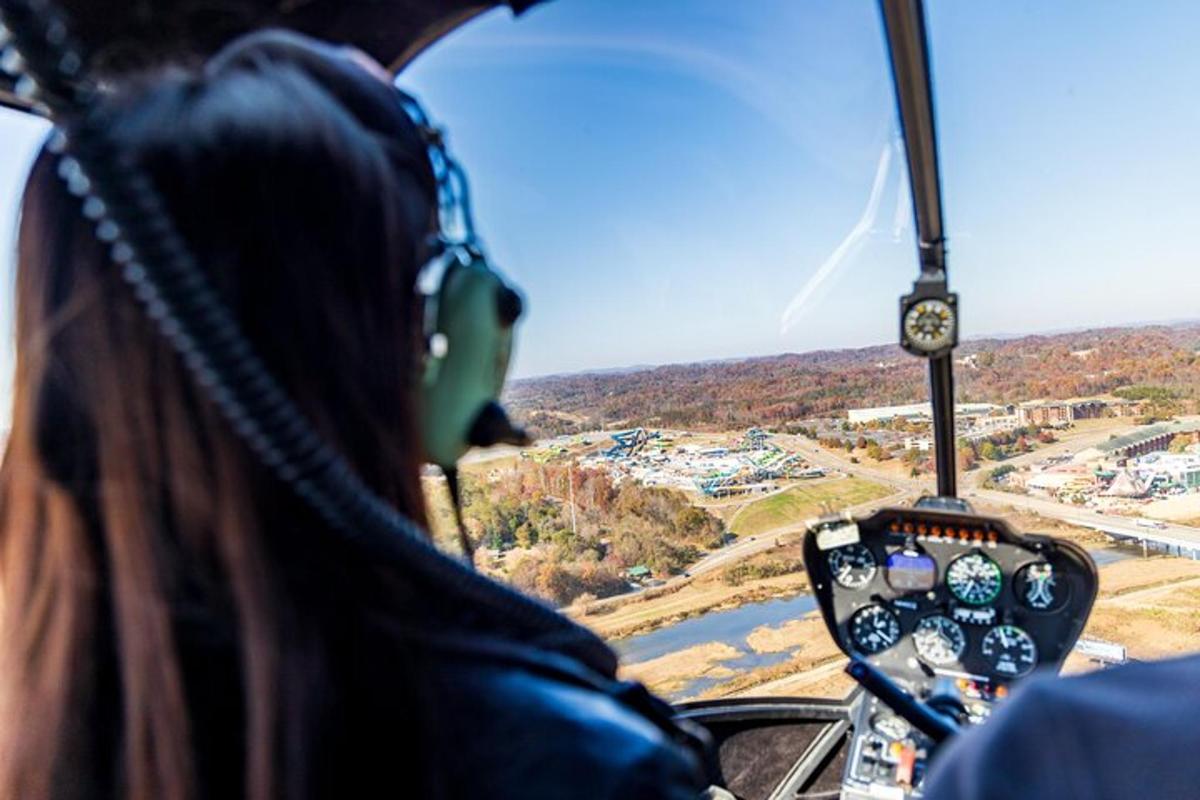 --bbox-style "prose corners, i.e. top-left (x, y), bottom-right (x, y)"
top-left (456, 461), bottom-right (725, 606)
